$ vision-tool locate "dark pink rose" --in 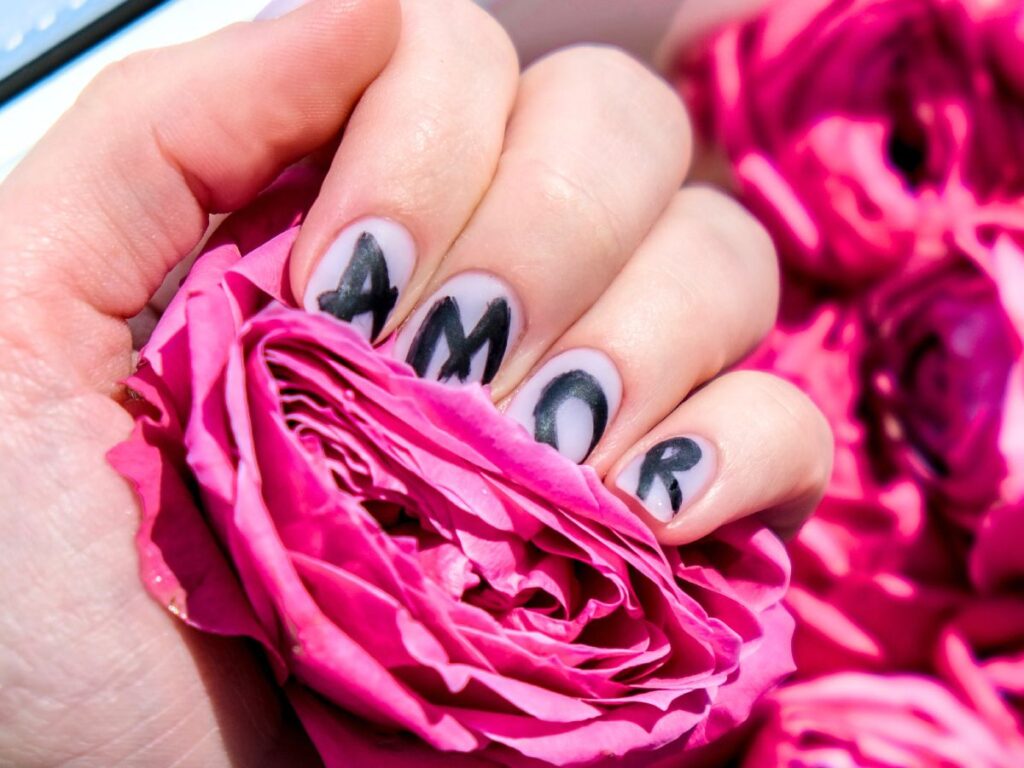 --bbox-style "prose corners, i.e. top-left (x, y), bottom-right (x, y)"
top-left (859, 256), bottom-right (1021, 523)
top-left (936, 600), bottom-right (1024, 755)
top-left (110, 171), bottom-right (794, 767)
top-left (786, 481), bottom-right (966, 675)
top-left (743, 298), bottom-right (969, 673)
top-left (958, 222), bottom-right (1024, 505)
top-left (971, 502), bottom-right (1024, 594)
top-left (742, 672), bottom-right (1024, 767)
top-left (679, 0), bottom-right (1023, 284)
